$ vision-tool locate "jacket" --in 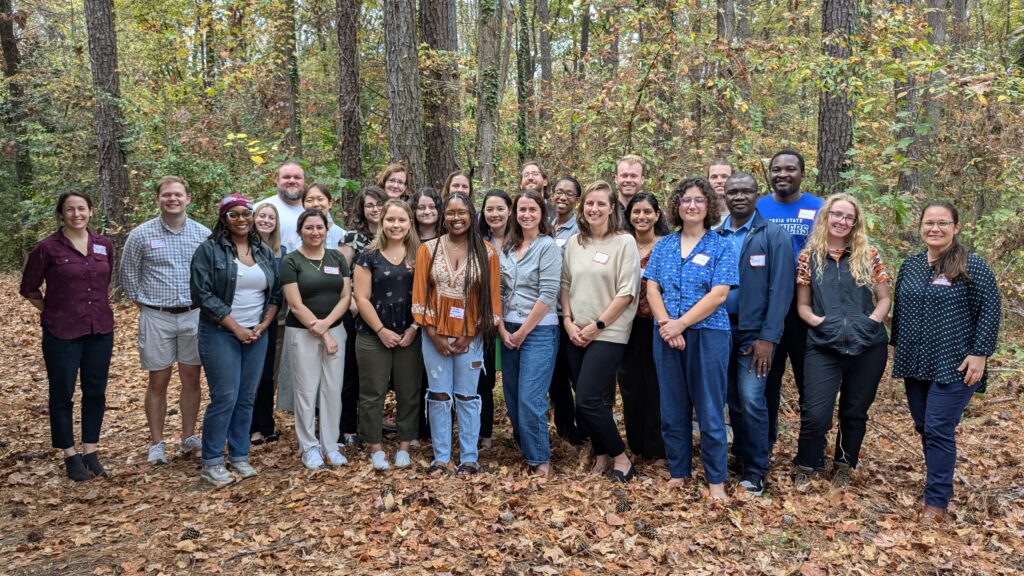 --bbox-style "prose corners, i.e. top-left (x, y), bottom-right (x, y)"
top-left (717, 211), bottom-right (794, 345)
top-left (806, 248), bottom-right (888, 355)
top-left (190, 235), bottom-right (282, 324)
